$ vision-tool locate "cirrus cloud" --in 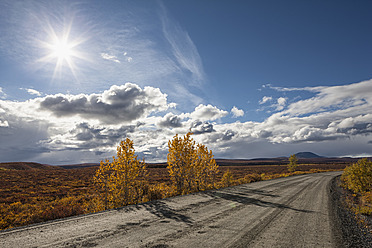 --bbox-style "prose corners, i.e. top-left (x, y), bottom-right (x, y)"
top-left (100, 53), bottom-right (120, 63)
